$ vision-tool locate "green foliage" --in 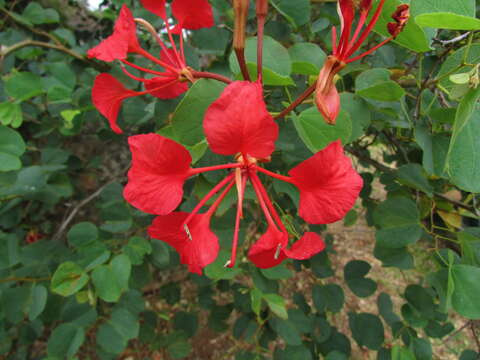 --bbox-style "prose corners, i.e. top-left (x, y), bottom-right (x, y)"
top-left (1, 0), bottom-right (479, 358)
